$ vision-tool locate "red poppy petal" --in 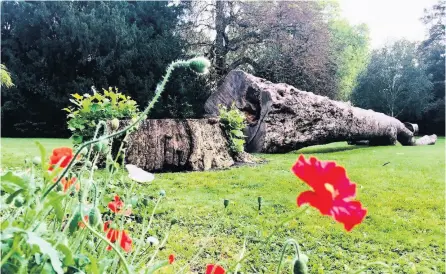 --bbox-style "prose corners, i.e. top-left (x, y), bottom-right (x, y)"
top-left (206, 264), bottom-right (225, 274)
top-left (297, 190), bottom-right (333, 215)
top-left (108, 202), bottom-right (118, 213)
top-left (331, 200), bottom-right (367, 231)
top-left (168, 254), bottom-right (175, 264)
top-left (120, 231), bottom-right (132, 252)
